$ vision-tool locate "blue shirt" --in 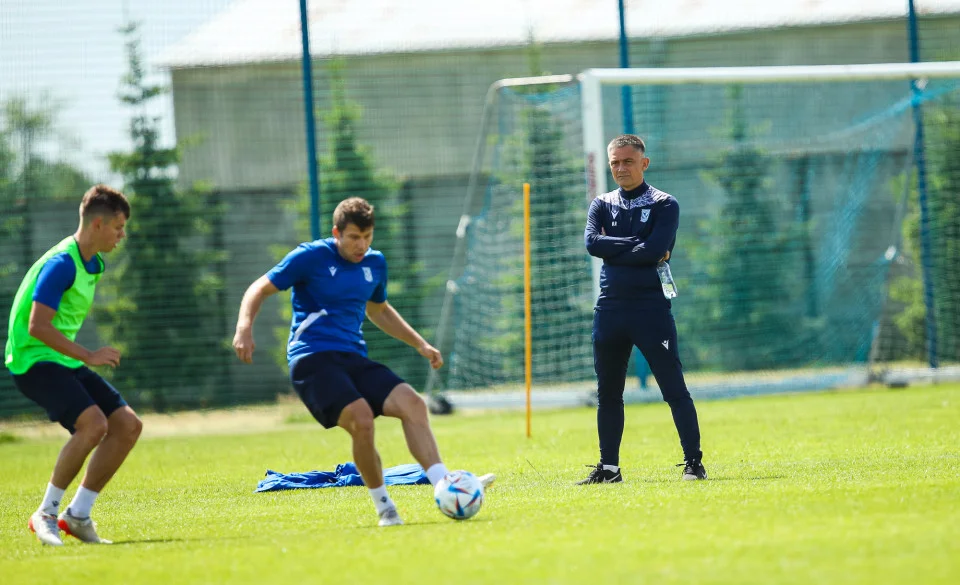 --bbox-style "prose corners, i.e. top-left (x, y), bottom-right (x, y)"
top-left (584, 182), bottom-right (678, 309)
top-left (267, 238), bottom-right (387, 365)
top-left (33, 248), bottom-right (105, 310)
